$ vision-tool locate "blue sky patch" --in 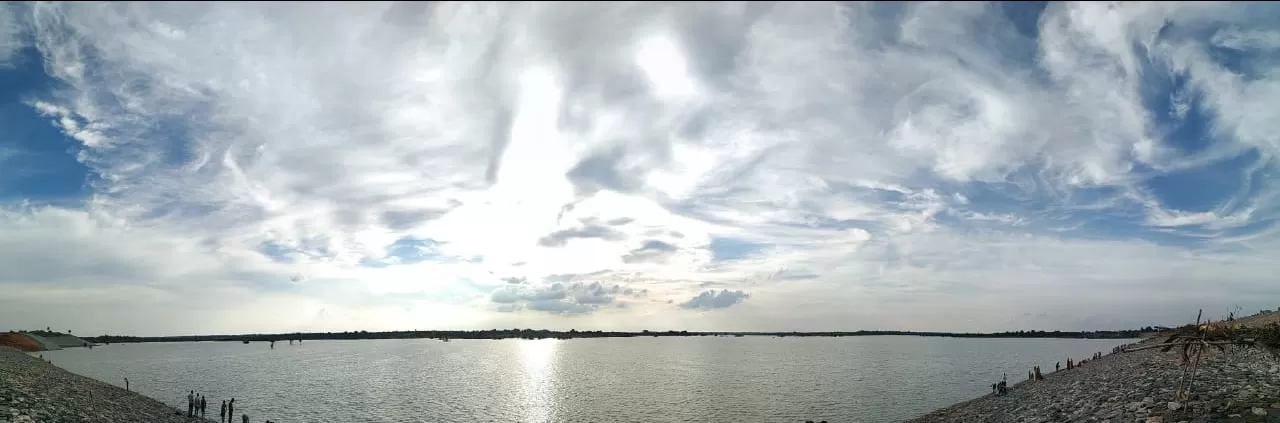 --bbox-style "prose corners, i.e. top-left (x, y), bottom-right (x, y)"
top-left (258, 241), bottom-right (301, 264)
top-left (709, 237), bottom-right (764, 262)
top-left (359, 237), bottom-right (443, 268)
top-left (1143, 149), bottom-right (1259, 213)
top-left (0, 48), bottom-right (92, 206)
